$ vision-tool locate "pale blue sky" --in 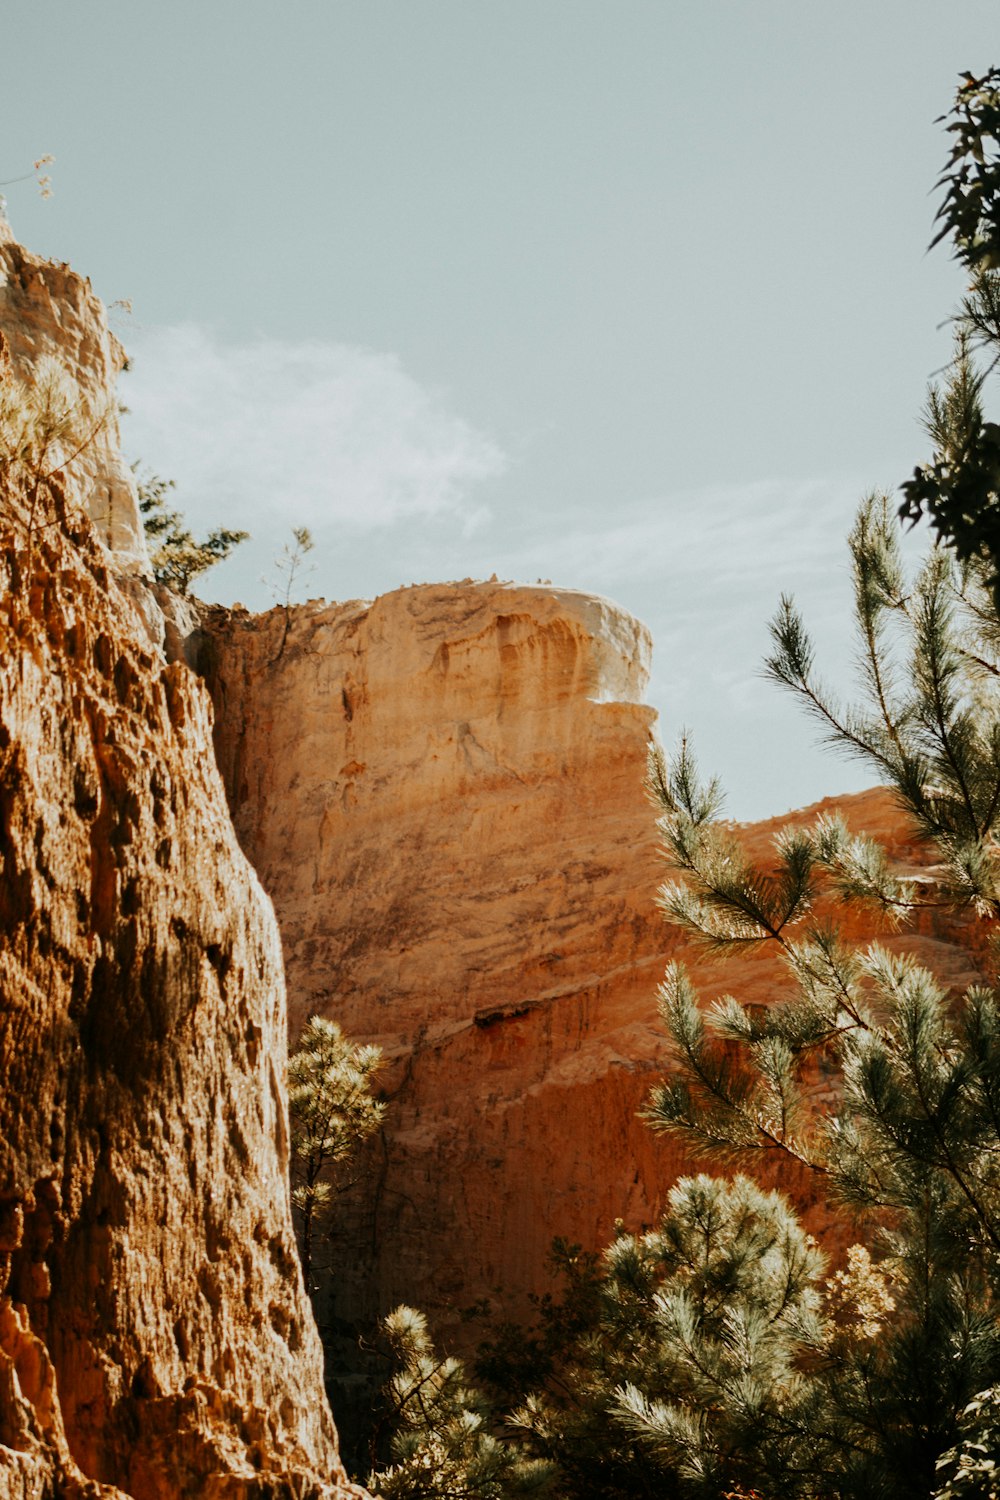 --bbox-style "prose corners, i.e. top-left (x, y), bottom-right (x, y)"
top-left (2, 3), bottom-right (997, 817)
